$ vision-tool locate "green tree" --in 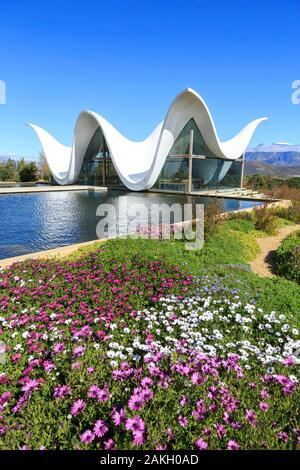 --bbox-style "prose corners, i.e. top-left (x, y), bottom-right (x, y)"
top-left (0, 164), bottom-right (11, 181)
top-left (18, 162), bottom-right (38, 182)
top-left (3, 158), bottom-right (18, 181)
top-left (38, 151), bottom-right (51, 181)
